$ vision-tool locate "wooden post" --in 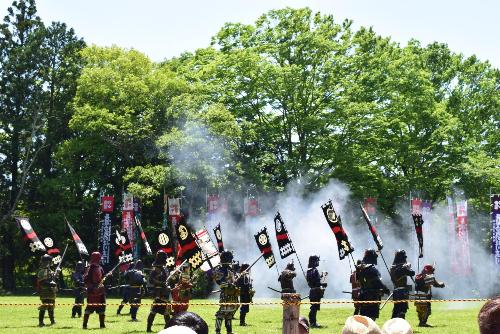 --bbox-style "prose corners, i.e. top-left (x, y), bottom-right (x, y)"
top-left (282, 293), bottom-right (300, 334)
